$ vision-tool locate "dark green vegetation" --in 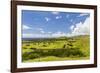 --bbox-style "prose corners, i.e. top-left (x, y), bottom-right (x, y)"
top-left (22, 35), bottom-right (90, 62)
